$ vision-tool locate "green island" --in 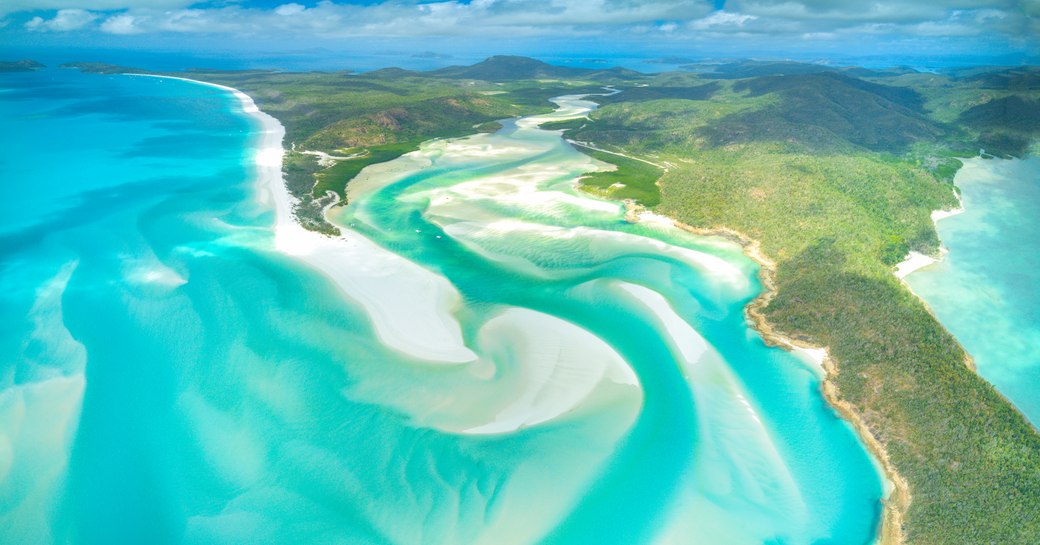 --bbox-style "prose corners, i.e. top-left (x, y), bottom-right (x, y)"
top-left (0, 59), bottom-right (44, 72)
top-left (65, 56), bottom-right (1040, 544)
